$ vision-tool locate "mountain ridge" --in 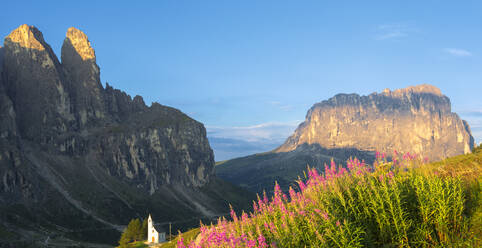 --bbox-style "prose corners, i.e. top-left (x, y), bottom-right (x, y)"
top-left (0, 24), bottom-right (253, 246)
top-left (217, 84), bottom-right (474, 194)
top-left (276, 84), bottom-right (473, 160)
